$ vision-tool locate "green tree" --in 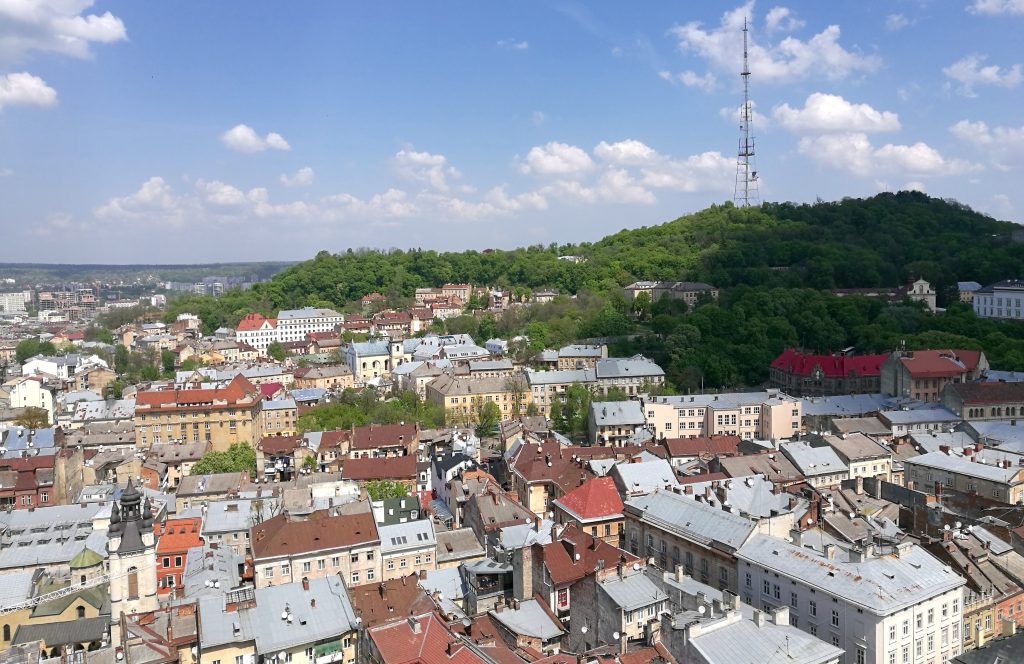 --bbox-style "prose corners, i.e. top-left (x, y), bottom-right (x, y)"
top-left (475, 401), bottom-right (502, 437)
top-left (15, 340), bottom-right (57, 364)
top-left (632, 291), bottom-right (652, 321)
top-left (267, 342), bottom-right (286, 362)
top-left (190, 443), bottom-right (257, 478)
top-left (114, 345), bottom-right (130, 375)
top-left (13, 407), bottom-right (49, 429)
top-left (161, 350), bottom-right (176, 374)
top-left (365, 480), bottom-right (409, 501)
